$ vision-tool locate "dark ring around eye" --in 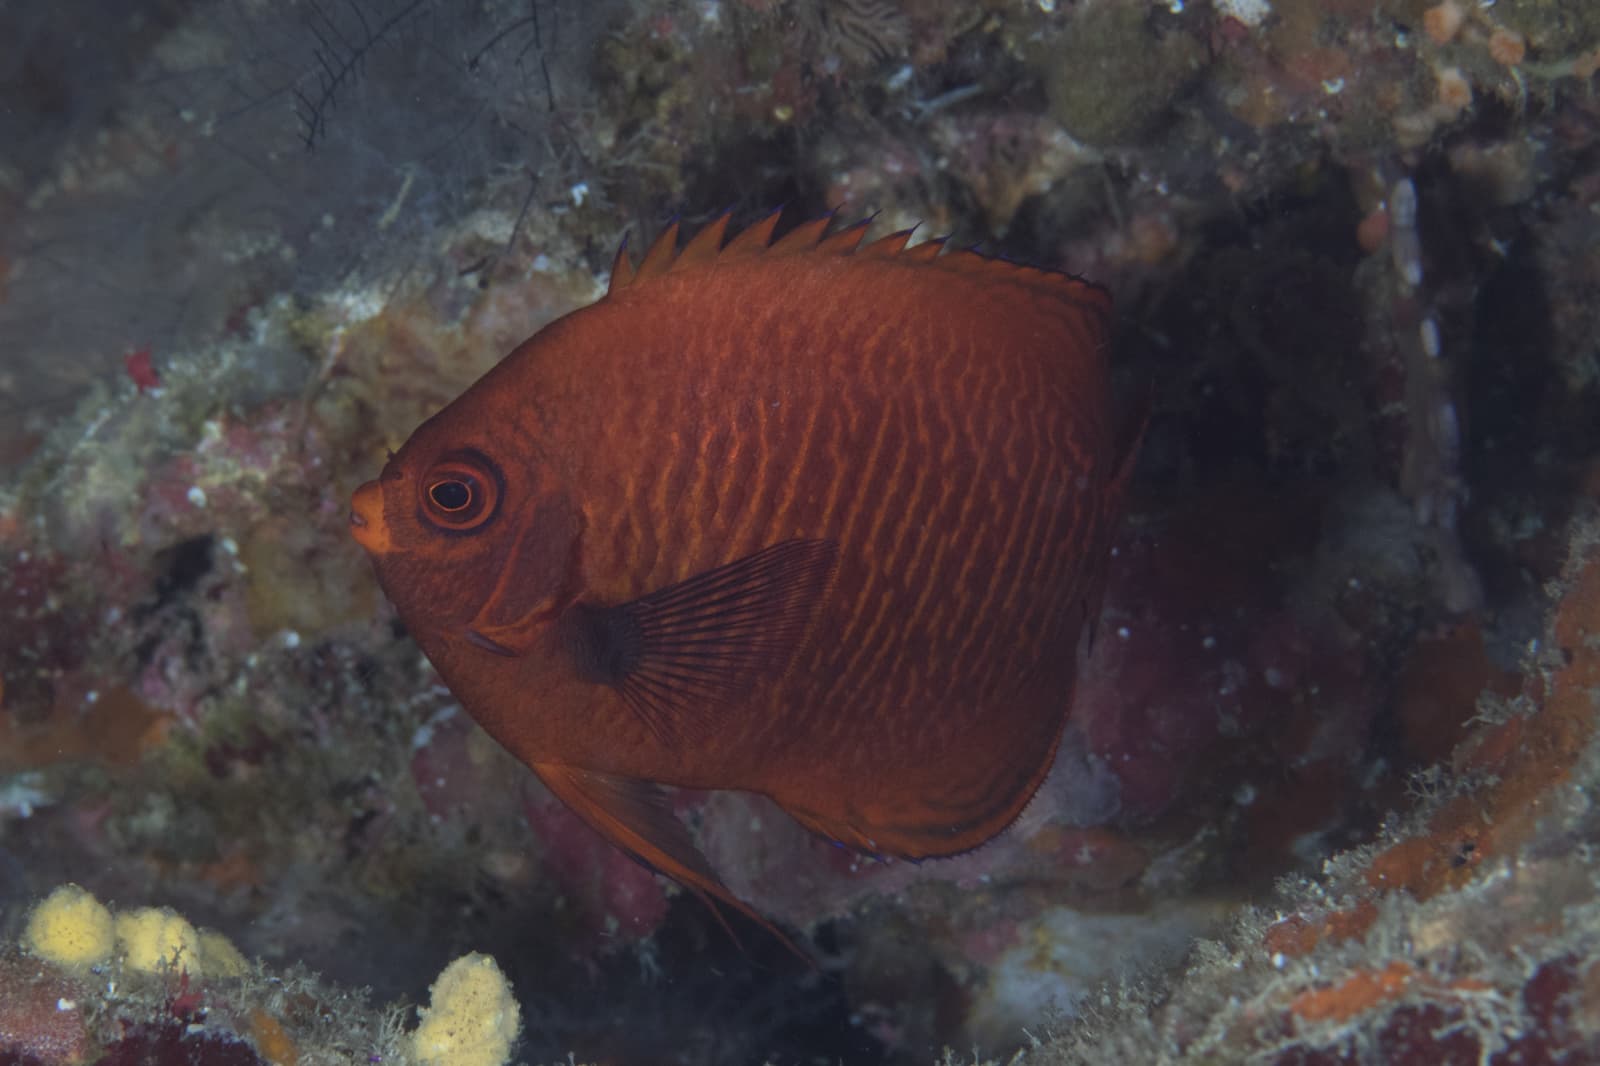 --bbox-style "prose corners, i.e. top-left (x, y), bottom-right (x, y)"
top-left (418, 449), bottom-right (503, 533)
